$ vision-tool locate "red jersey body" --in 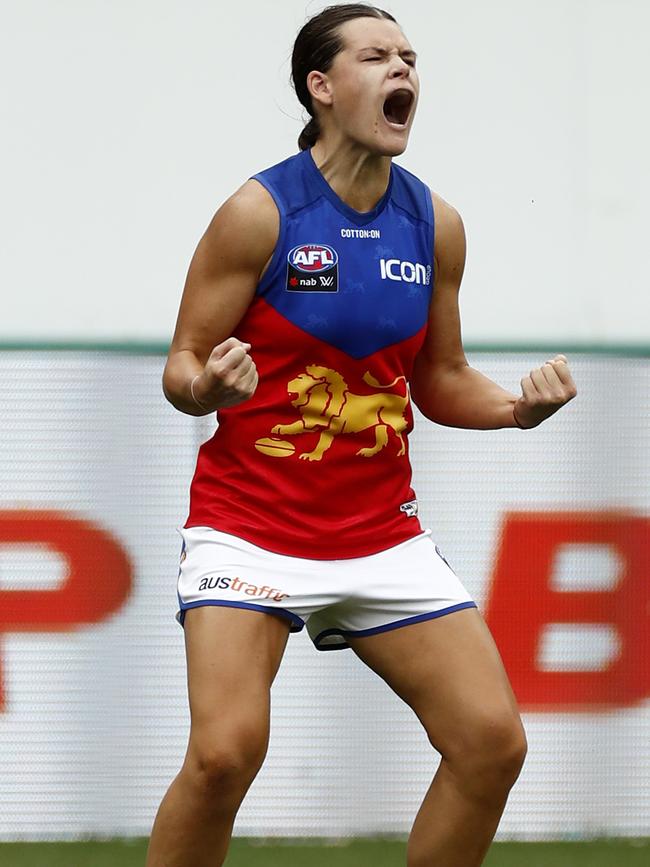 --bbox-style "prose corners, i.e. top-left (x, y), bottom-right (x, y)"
top-left (185, 148), bottom-right (434, 559)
